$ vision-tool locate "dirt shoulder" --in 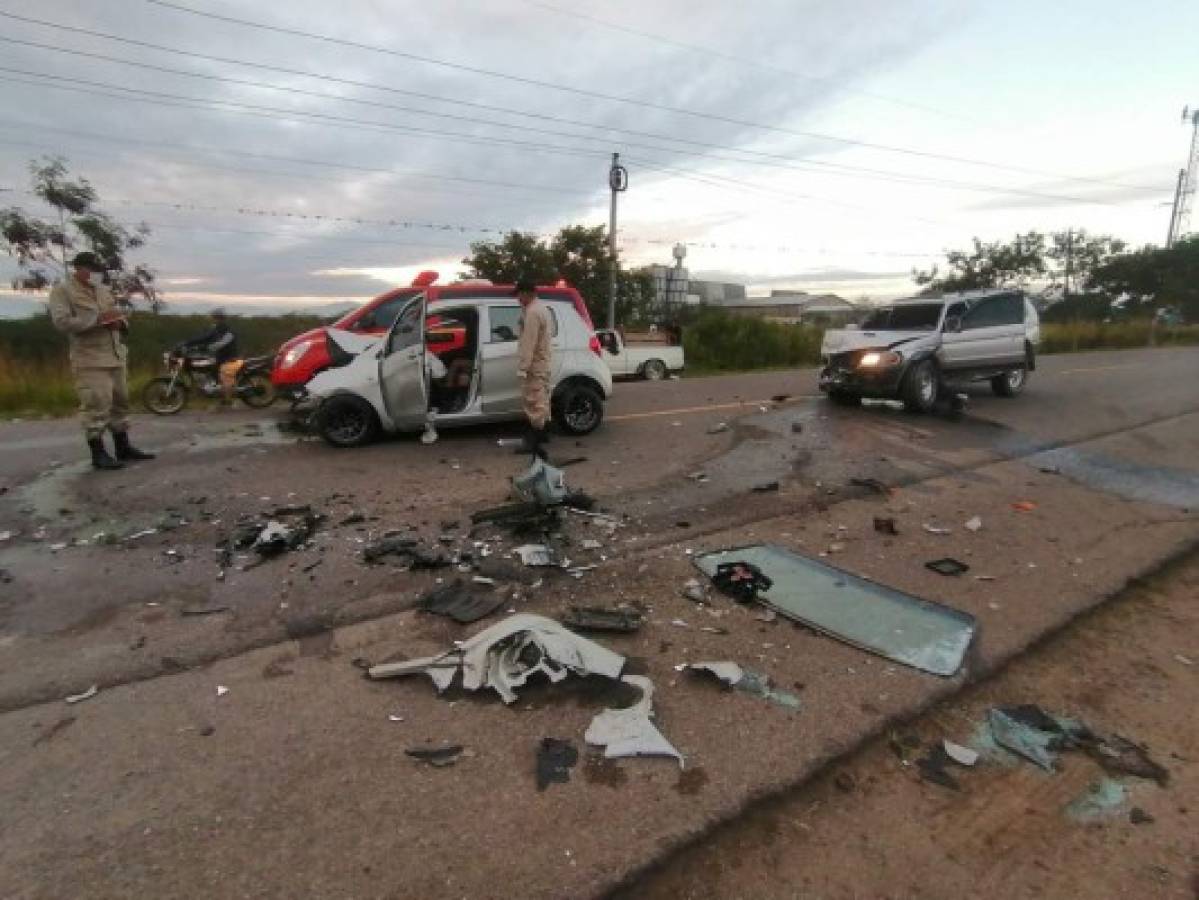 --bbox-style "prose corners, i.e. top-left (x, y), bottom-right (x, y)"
top-left (618, 550), bottom-right (1199, 900)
